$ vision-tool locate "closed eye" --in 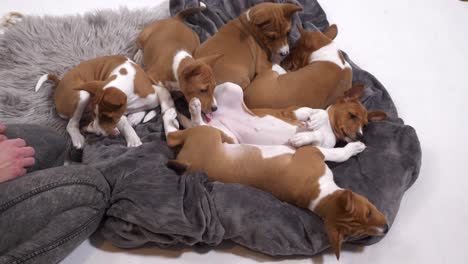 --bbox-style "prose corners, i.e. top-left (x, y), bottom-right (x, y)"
top-left (200, 89), bottom-right (208, 94)
top-left (349, 112), bottom-right (357, 120)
